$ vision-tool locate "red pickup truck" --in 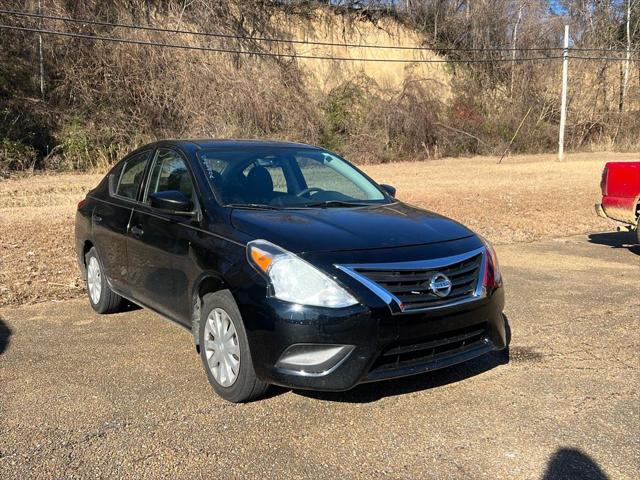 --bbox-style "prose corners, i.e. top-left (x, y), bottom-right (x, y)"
top-left (595, 161), bottom-right (640, 243)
